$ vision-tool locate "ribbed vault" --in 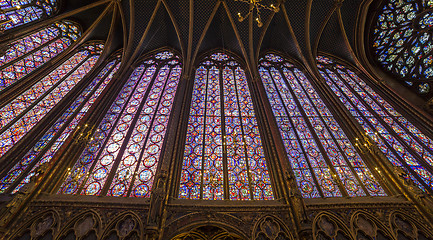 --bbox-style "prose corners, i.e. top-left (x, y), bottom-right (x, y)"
top-left (0, 0), bottom-right (378, 81)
